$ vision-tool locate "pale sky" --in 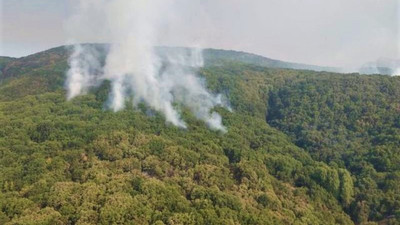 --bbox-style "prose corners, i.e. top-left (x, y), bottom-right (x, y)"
top-left (0, 0), bottom-right (399, 68)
